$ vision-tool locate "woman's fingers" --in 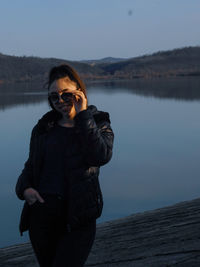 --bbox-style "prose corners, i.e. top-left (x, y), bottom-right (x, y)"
top-left (72, 91), bottom-right (87, 114)
top-left (25, 194), bottom-right (36, 205)
top-left (73, 94), bottom-right (82, 103)
top-left (23, 187), bottom-right (44, 204)
top-left (35, 191), bottom-right (45, 203)
top-left (73, 90), bottom-right (85, 98)
top-left (63, 89), bottom-right (86, 104)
